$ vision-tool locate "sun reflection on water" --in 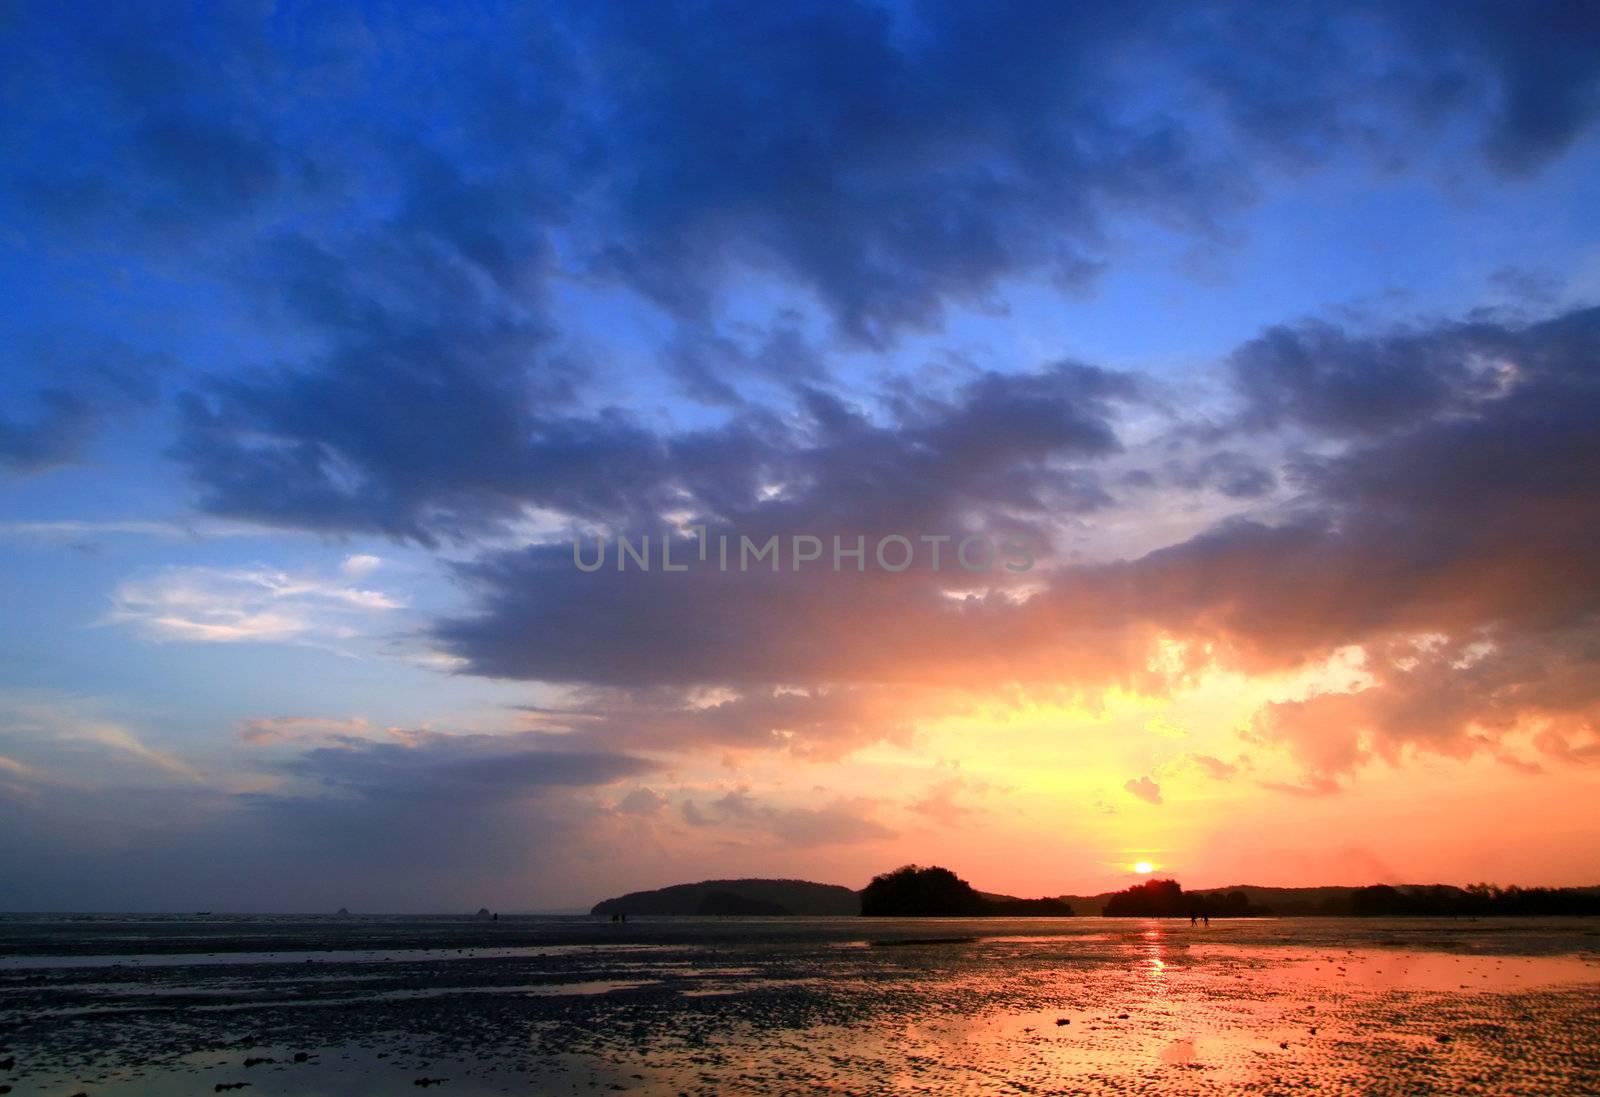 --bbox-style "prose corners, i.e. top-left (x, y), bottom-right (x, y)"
top-left (1139, 923), bottom-right (1168, 981)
